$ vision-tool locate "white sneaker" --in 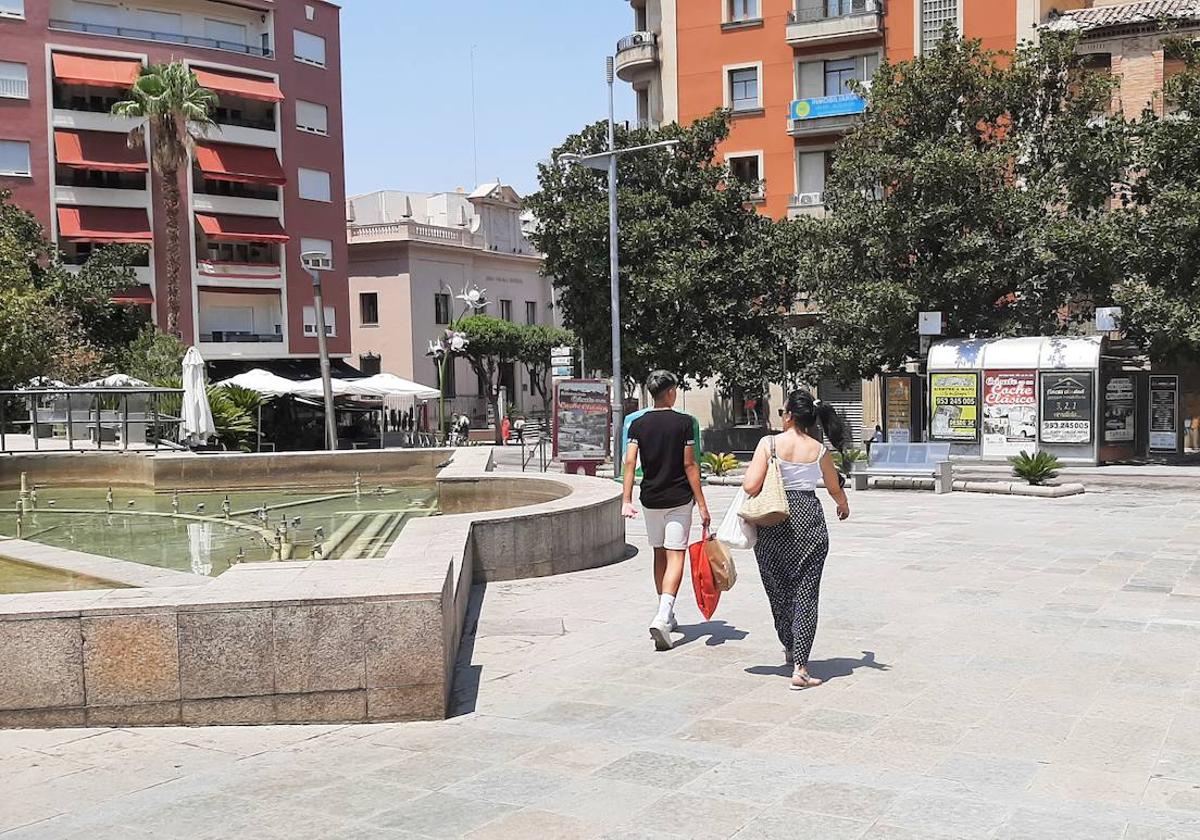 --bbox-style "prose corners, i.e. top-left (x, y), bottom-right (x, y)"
top-left (649, 617), bottom-right (673, 651)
